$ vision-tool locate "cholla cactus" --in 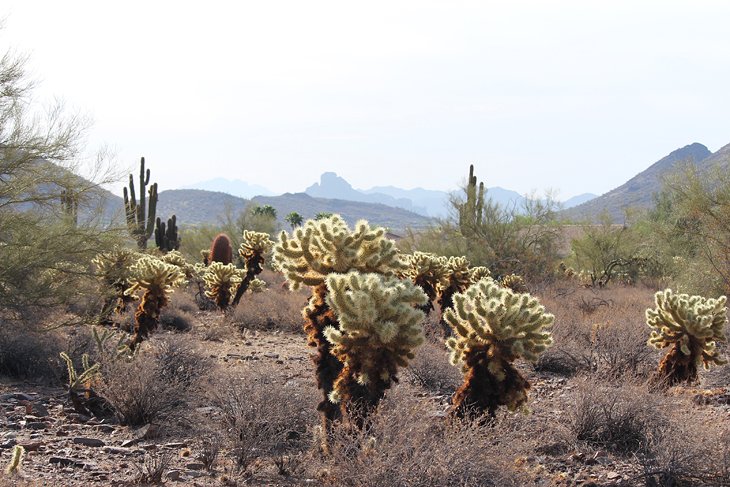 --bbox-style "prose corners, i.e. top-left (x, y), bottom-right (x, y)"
top-left (5, 445), bottom-right (24, 476)
top-left (273, 215), bottom-right (405, 437)
top-left (324, 272), bottom-right (427, 425)
top-left (248, 278), bottom-right (267, 293)
top-left (231, 231), bottom-right (274, 306)
top-left (92, 248), bottom-right (142, 320)
top-left (438, 256), bottom-right (473, 336)
top-left (499, 273), bottom-right (529, 293)
top-left (161, 250), bottom-right (196, 278)
top-left (646, 289), bottom-right (728, 385)
top-left (402, 251), bottom-right (450, 314)
top-left (125, 256), bottom-right (186, 348)
top-left (469, 266), bottom-right (491, 284)
top-left (445, 277), bottom-right (554, 417)
top-left (203, 262), bottom-right (244, 310)
top-left (200, 249), bottom-right (211, 266)
top-left (59, 351), bottom-right (108, 417)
